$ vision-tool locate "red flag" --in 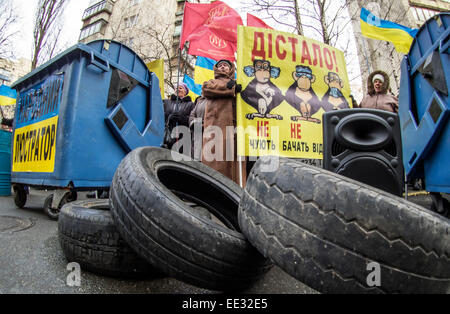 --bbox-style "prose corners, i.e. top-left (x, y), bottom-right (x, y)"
top-left (188, 36), bottom-right (237, 61)
top-left (247, 13), bottom-right (273, 29)
top-left (179, 1), bottom-right (243, 61)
